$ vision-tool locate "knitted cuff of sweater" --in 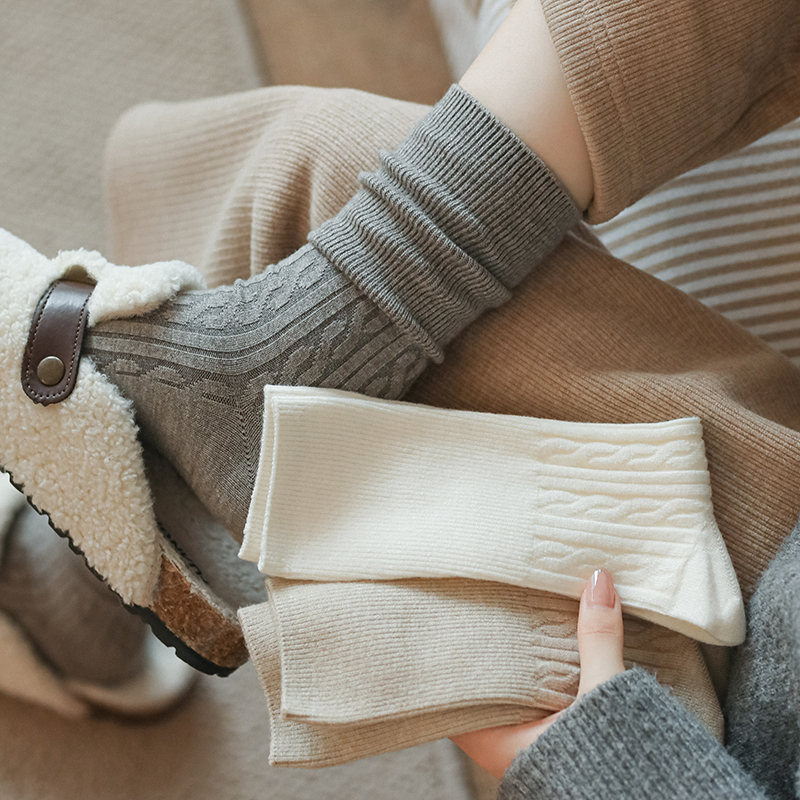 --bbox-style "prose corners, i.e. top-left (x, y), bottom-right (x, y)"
top-left (498, 668), bottom-right (767, 800)
top-left (309, 84), bottom-right (581, 361)
top-left (541, 0), bottom-right (800, 223)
